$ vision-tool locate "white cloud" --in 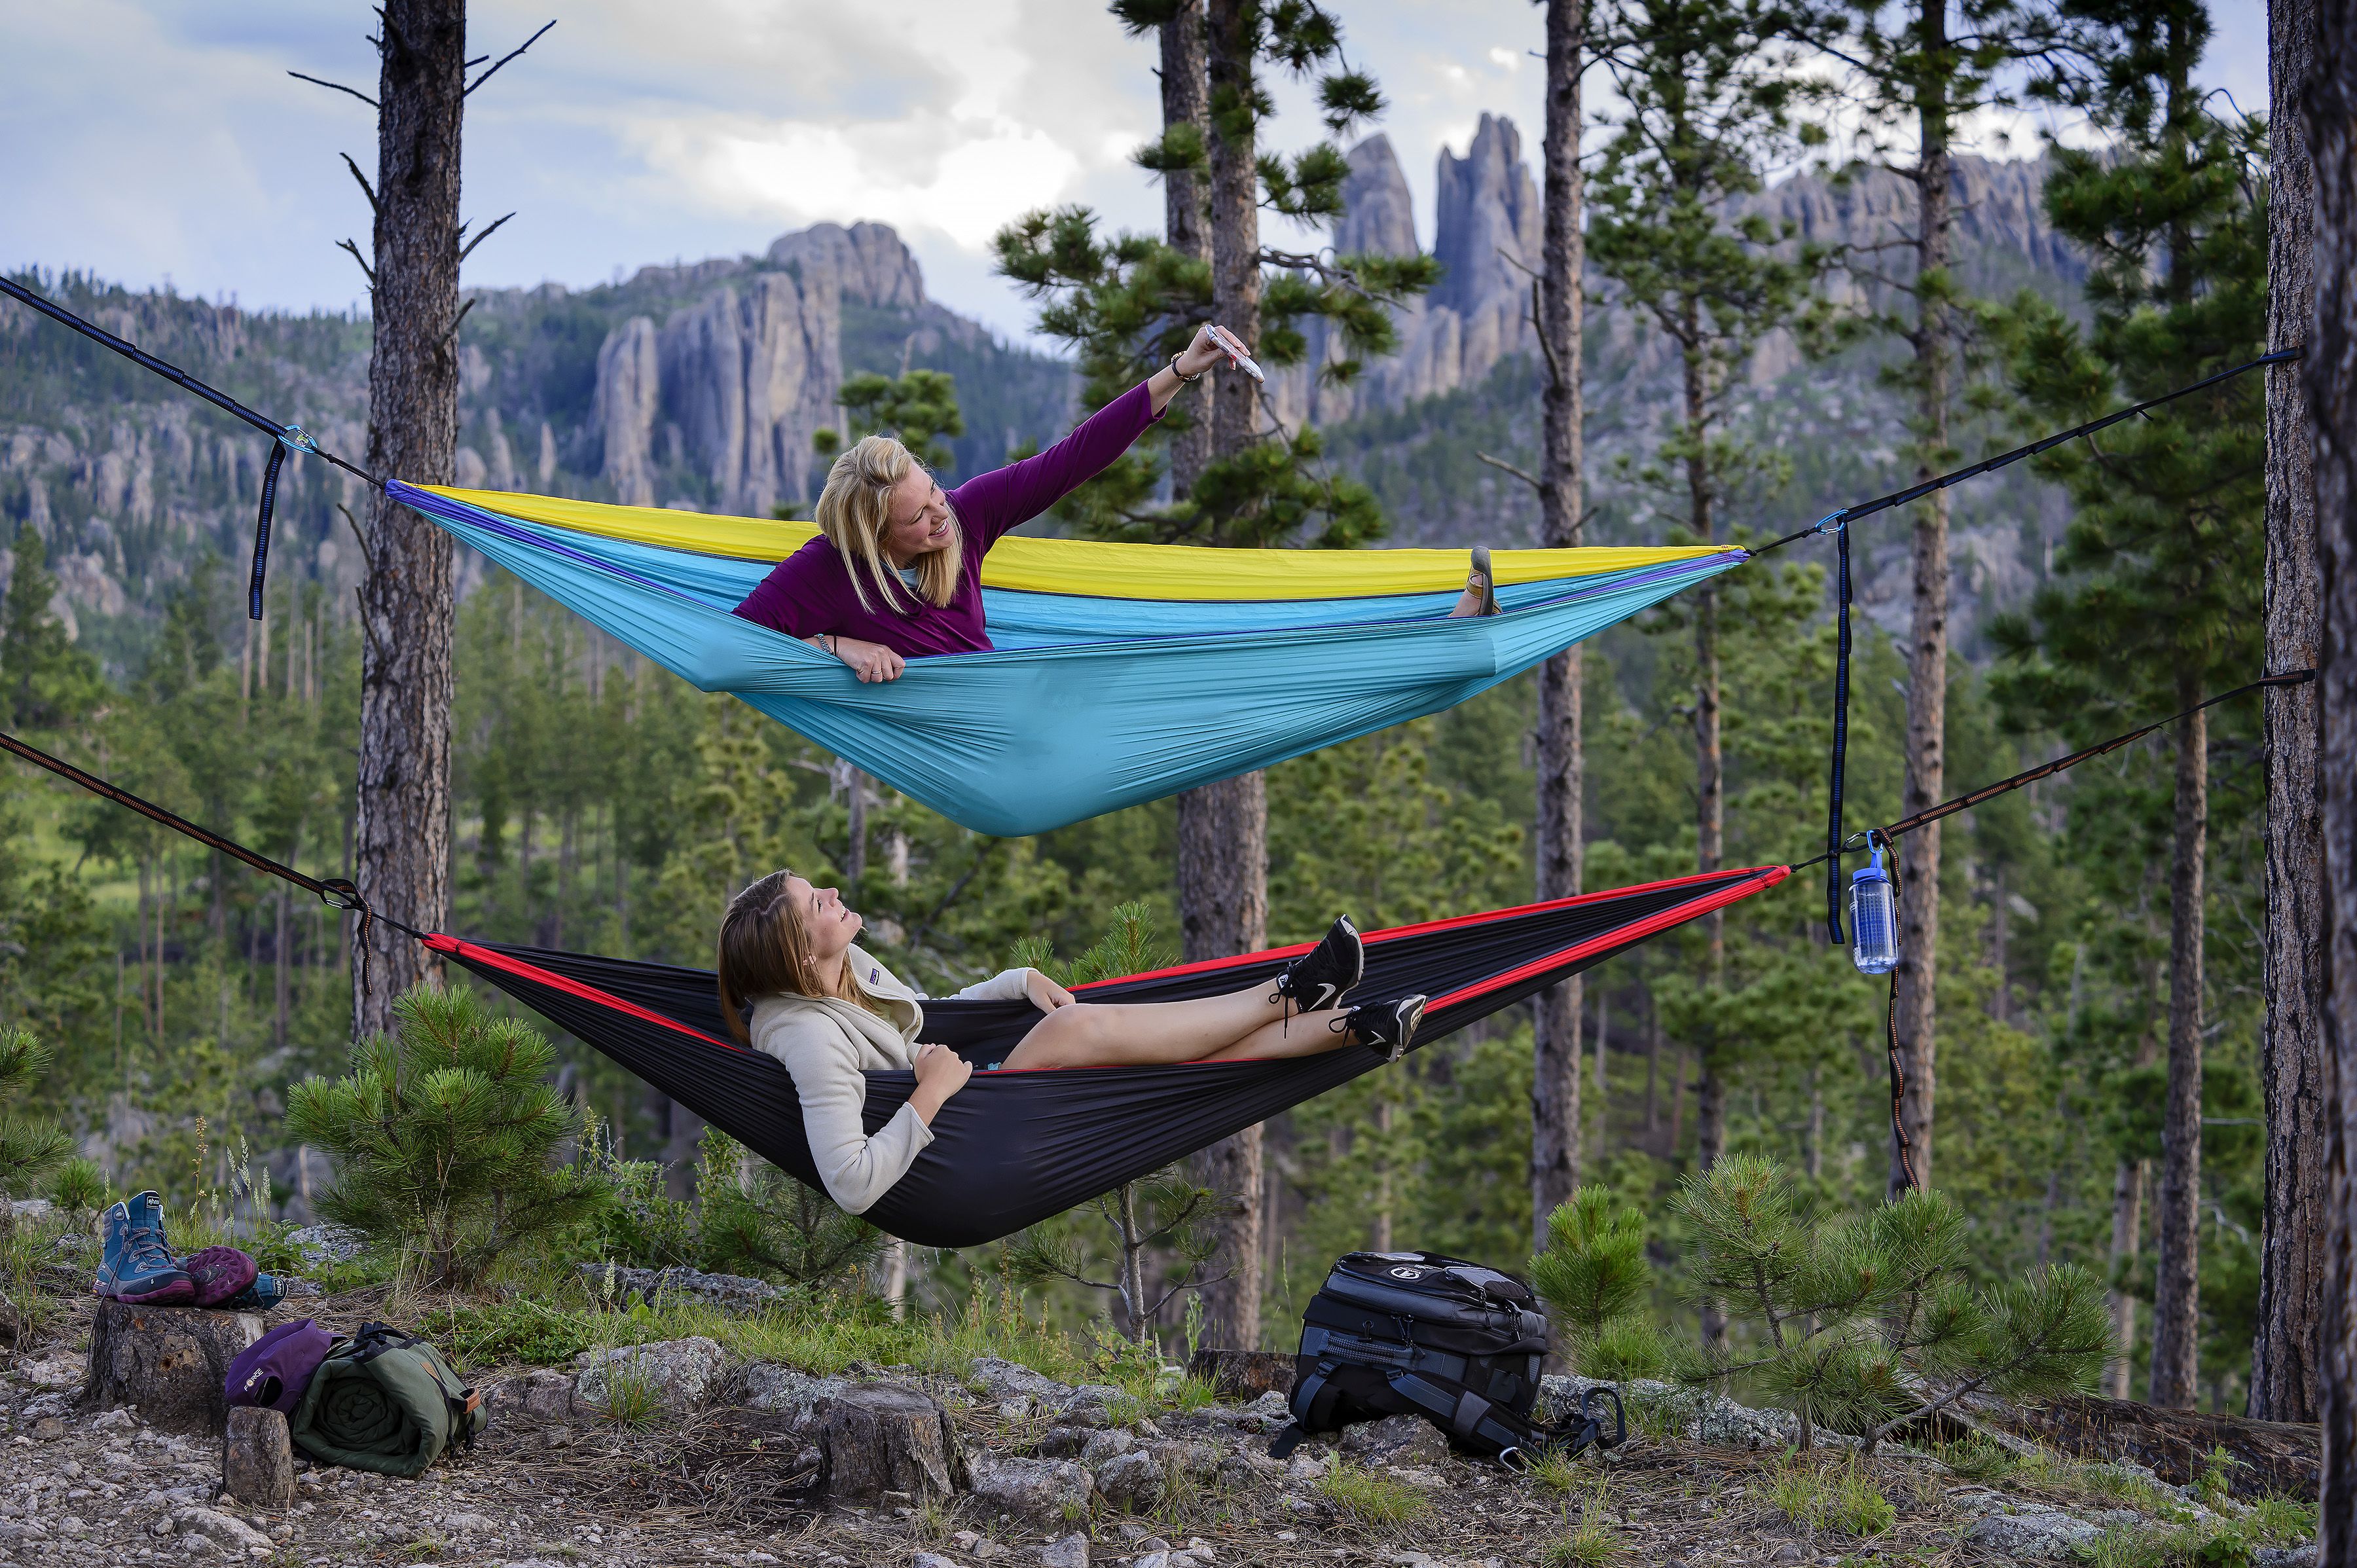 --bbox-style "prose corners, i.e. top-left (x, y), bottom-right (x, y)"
top-left (0, 0), bottom-right (2273, 345)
